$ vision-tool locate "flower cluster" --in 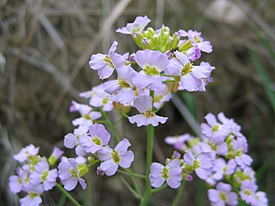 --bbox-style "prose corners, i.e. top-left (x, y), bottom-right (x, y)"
top-left (158, 113), bottom-right (268, 206)
top-left (9, 145), bottom-right (63, 206)
top-left (9, 16), bottom-right (268, 206)
top-left (84, 15), bottom-right (215, 128)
